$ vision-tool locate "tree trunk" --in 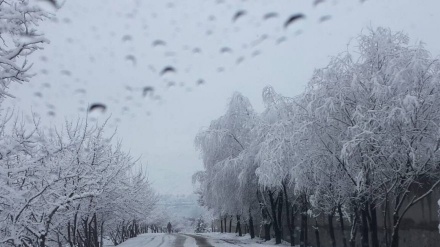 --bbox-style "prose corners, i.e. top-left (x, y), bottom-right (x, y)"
top-left (56, 231), bottom-right (63, 247)
top-left (100, 220), bottom-right (105, 247)
top-left (291, 207), bottom-right (296, 246)
top-left (257, 189), bottom-right (271, 241)
top-left (224, 217), bottom-right (227, 233)
top-left (268, 190), bottom-right (283, 244)
top-left (277, 191), bottom-right (284, 241)
top-left (315, 219), bottom-right (321, 247)
top-left (264, 222), bottom-right (271, 241)
top-left (237, 215), bottom-right (242, 236)
top-left (39, 234), bottom-right (47, 247)
top-left (67, 221), bottom-right (73, 247)
top-left (73, 206), bottom-right (79, 247)
top-left (369, 202), bottom-right (379, 247)
top-left (229, 216), bottom-right (232, 233)
top-left (361, 209), bottom-right (370, 247)
top-left (349, 212), bottom-right (358, 247)
top-left (262, 204), bottom-right (271, 241)
top-left (391, 212), bottom-right (400, 247)
top-left (300, 194), bottom-right (308, 247)
top-left (328, 211), bottom-right (336, 247)
top-left (283, 182), bottom-right (295, 246)
top-left (390, 192), bottom-right (405, 247)
top-left (93, 213), bottom-right (99, 247)
top-left (249, 208), bottom-right (255, 239)
top-left (88, 216), bottom-right (95, 246)
top-left (221, 216), bottom-right (224, 233)
top-left (300, 211), bottom-right (308, 247)
top-left (383, 197), bottom-right (390, 247)
top-left (338, 204), bottom-right (348, 247)
top-left (83, 217), bottom-right (90, 246)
